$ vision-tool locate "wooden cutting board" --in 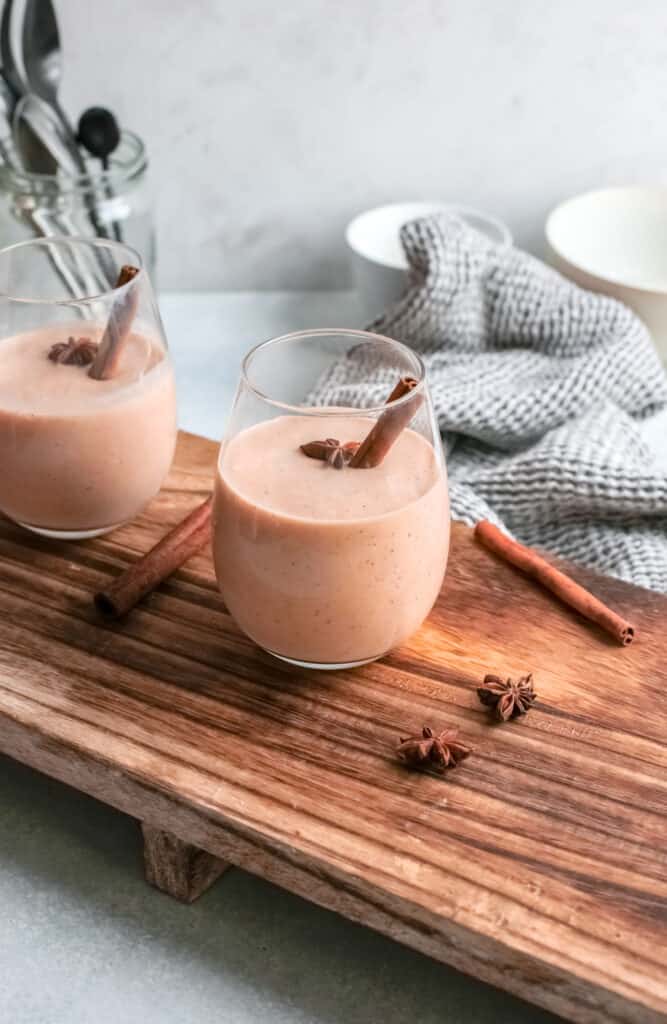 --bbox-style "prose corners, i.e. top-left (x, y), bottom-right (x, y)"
top-left (0, 431), bottom-right (665, 1024)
